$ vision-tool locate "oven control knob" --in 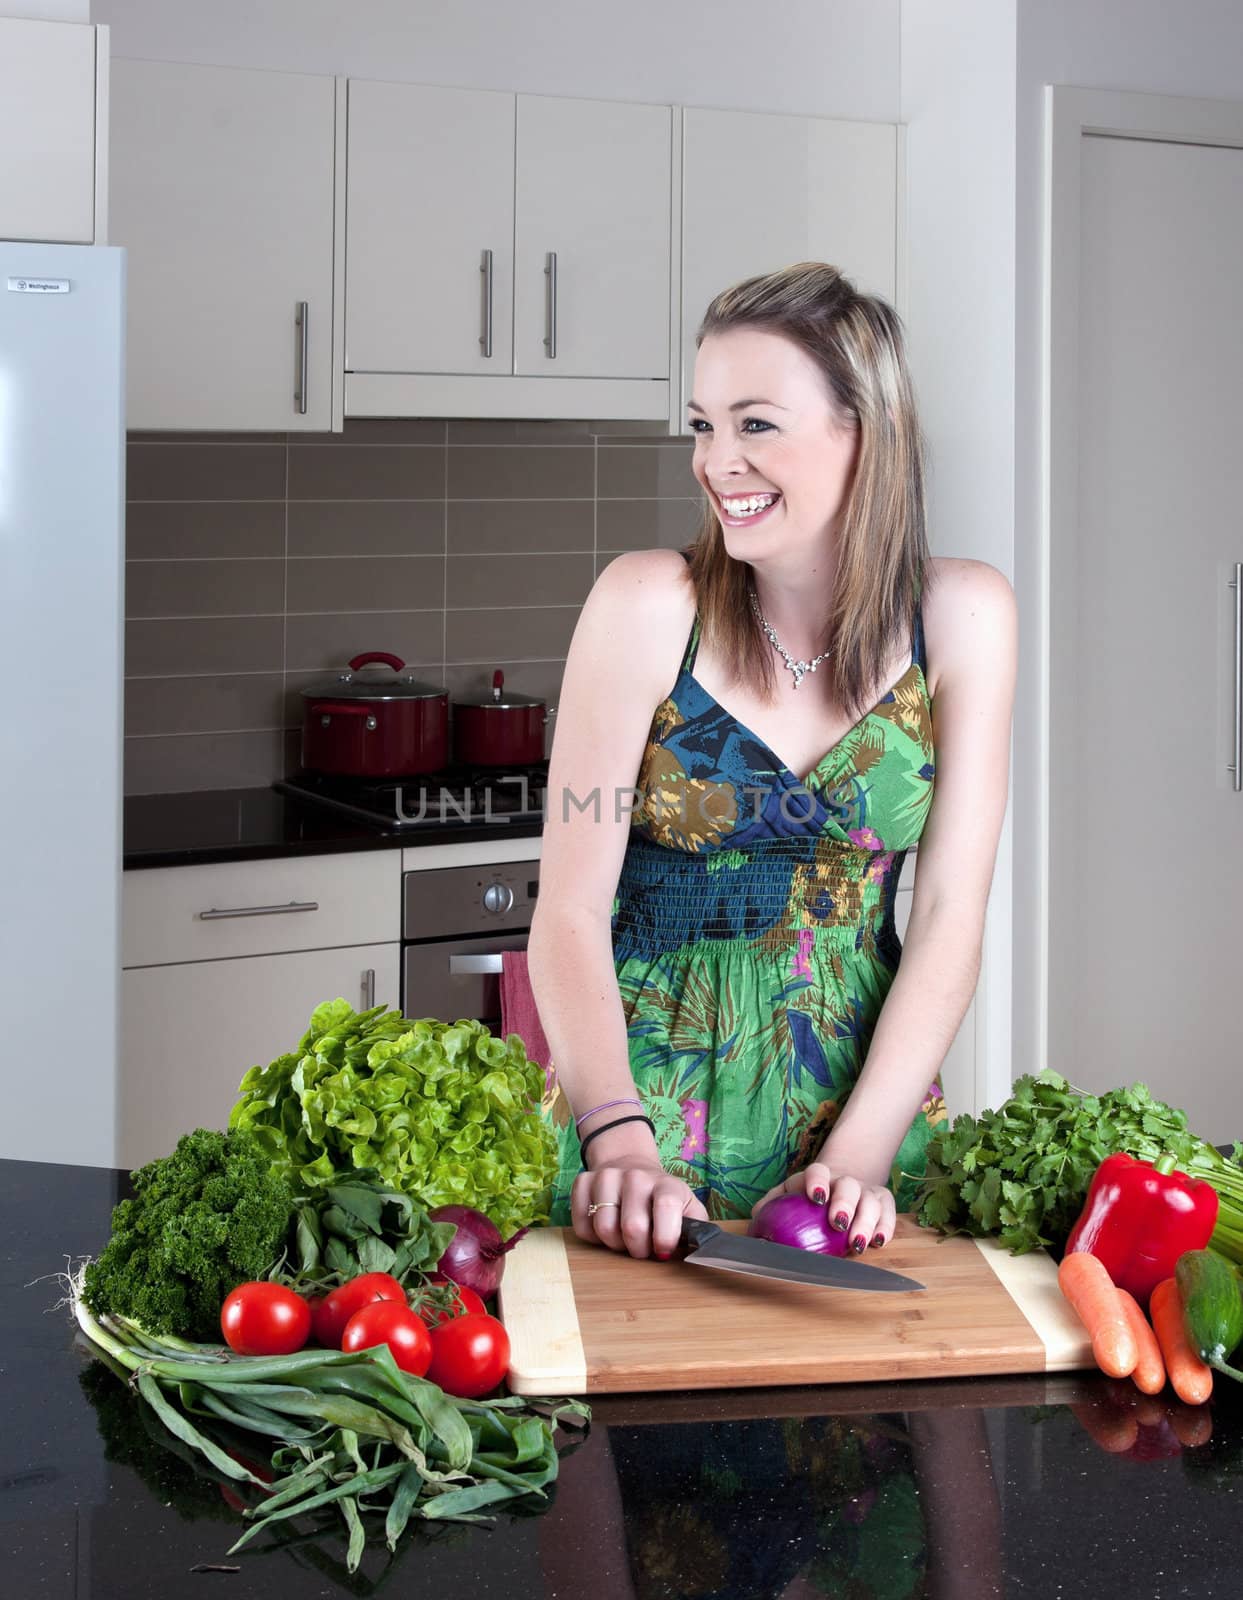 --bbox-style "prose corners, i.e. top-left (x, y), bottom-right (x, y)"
top-left (482, 883), bottom-right (514, 915)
